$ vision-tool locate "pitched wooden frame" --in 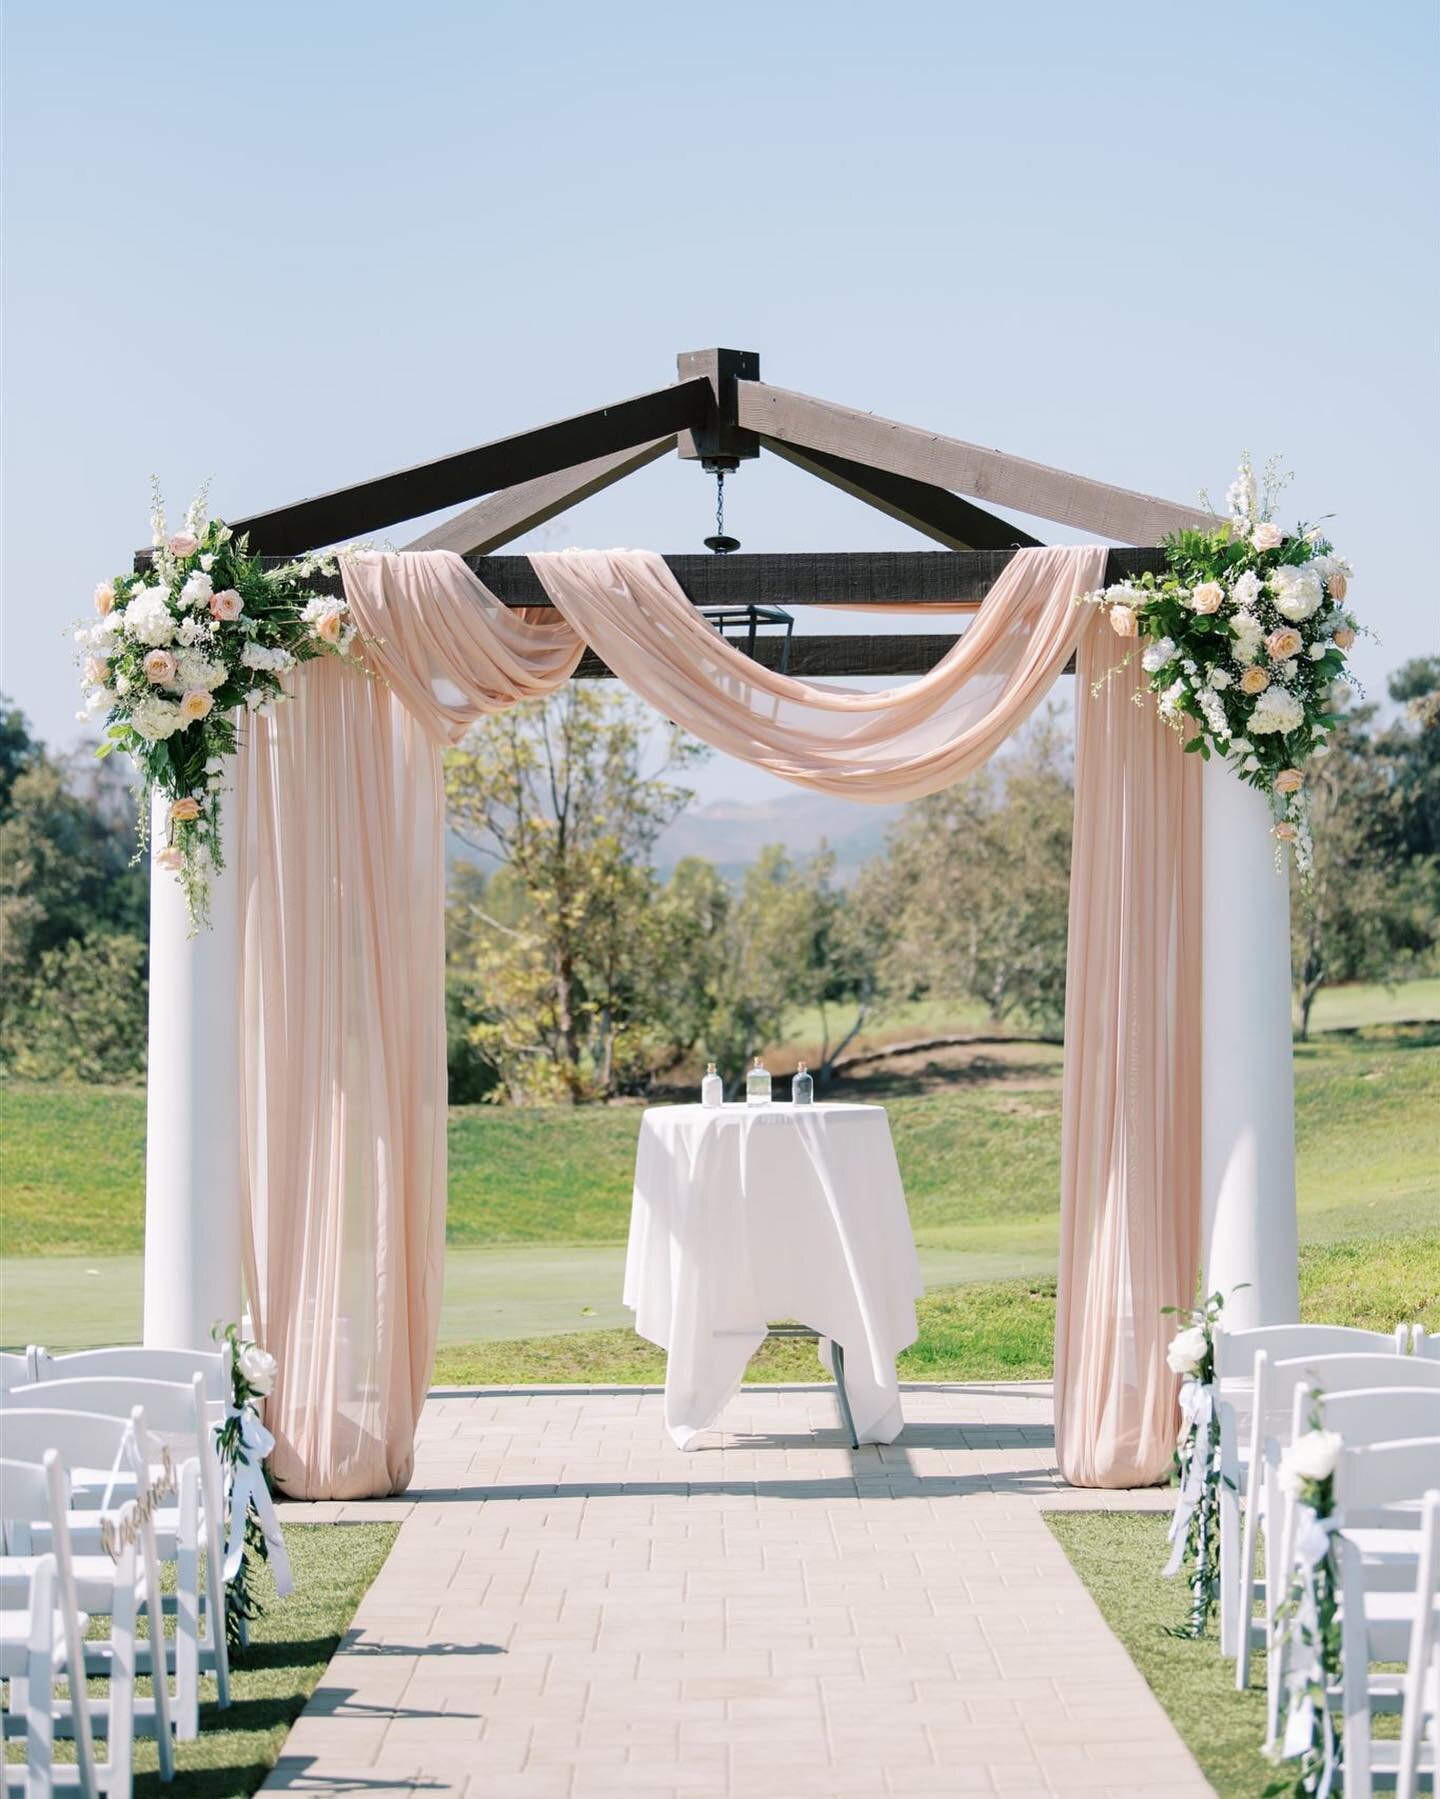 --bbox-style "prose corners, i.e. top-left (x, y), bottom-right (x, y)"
top-left (758, 437), bottom-right (1041, 552)
top-left (573, 634), bottom-right (1079, 681)
top-left (402, 437), bottom-right (676, 555)
top-left (227, 378), bottom-right (711, 556)
top-left (735, 380), bottom-right (1212, 543)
